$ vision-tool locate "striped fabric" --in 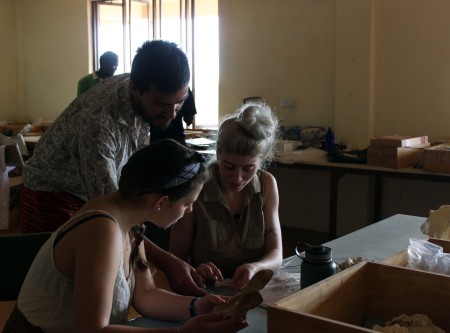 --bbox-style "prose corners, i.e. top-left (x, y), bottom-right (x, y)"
top-left (18, 185), bottom-right (85, 233)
